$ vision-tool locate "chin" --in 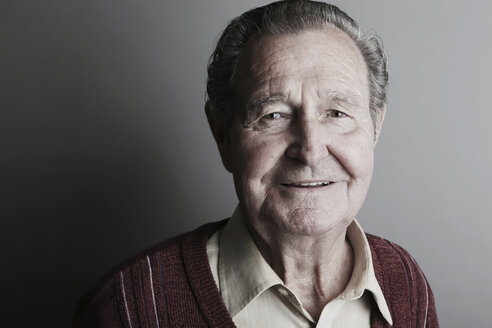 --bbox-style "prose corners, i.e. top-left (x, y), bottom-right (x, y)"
top-left (263, 206), bottom-right (349, 236)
